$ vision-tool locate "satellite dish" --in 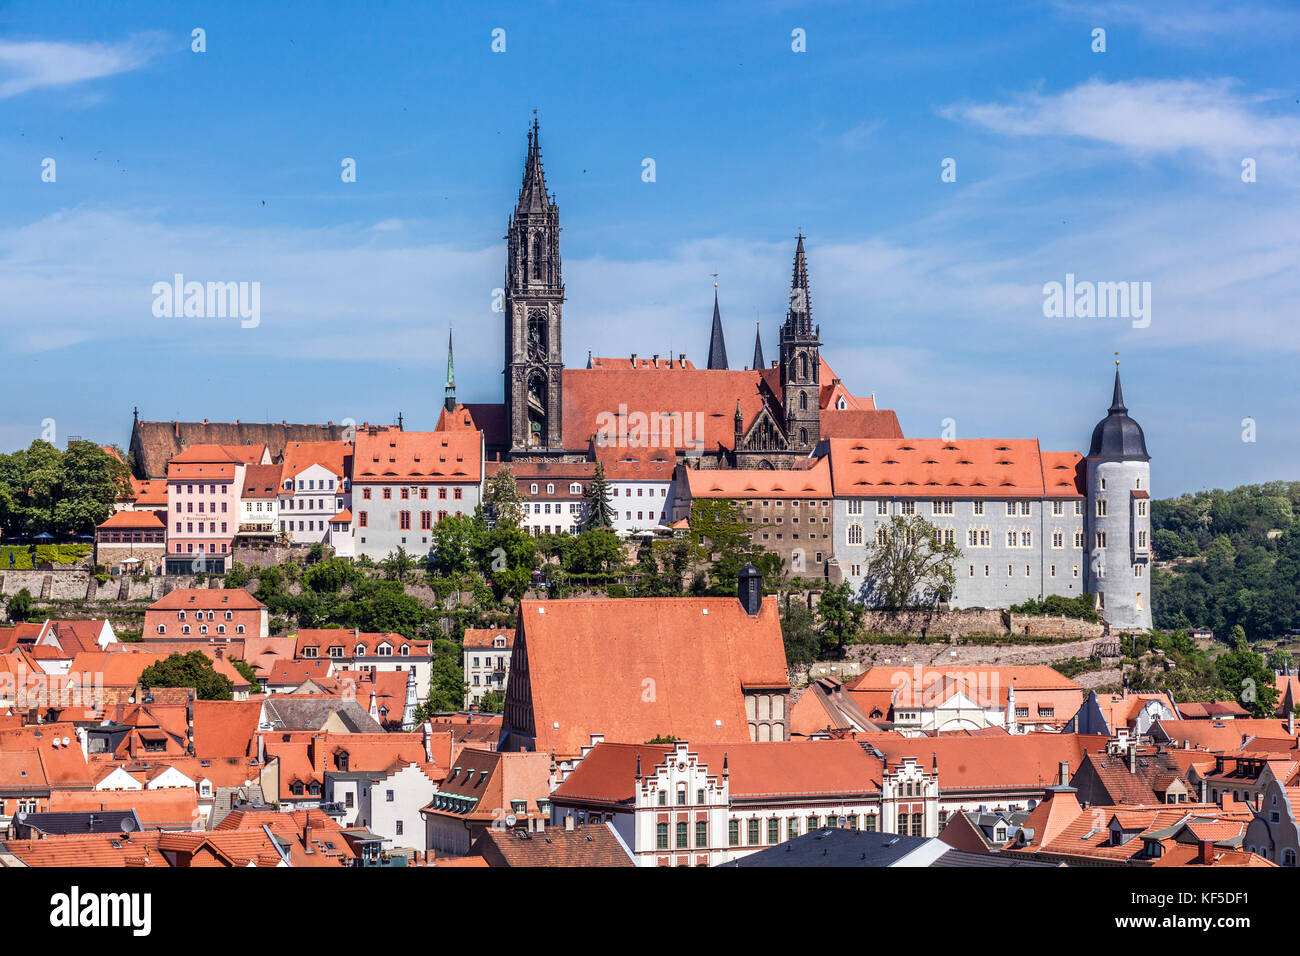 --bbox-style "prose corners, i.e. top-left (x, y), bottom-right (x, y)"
top-left (120, 817), bottom-right (137, 833)
top-left (505, 814), bottom-right (517, 828)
